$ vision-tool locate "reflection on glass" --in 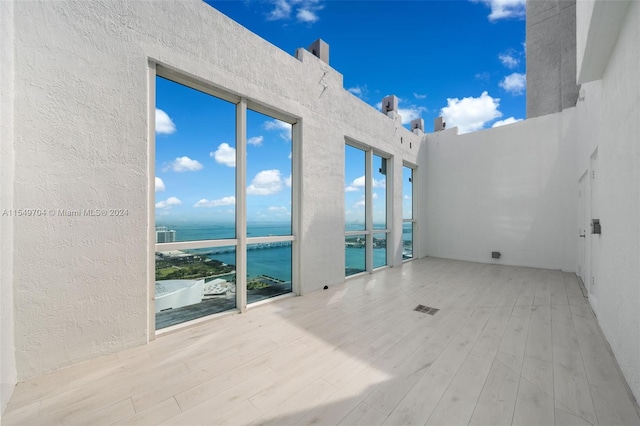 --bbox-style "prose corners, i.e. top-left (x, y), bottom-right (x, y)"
top-left (373, 155), bottom-right (387, 230)
top-left (403, 166), bottom-right (413, 220)
top-left (247, 242), bottom-right (292, 304)
top-left (373, 233), bottom-right (387, 269)
top-left (345, 234), bottom-right (366, 276)
top-left (345, 145), bottom-right (366, 231)
top-left (155, 76), bottom-right (236, 242)
top-left (155, 246), bottom-right (236, 330)
top-left (246, 109), bottom-right (292, 236)
top-left (402, 223), bottom-right (413, 260)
